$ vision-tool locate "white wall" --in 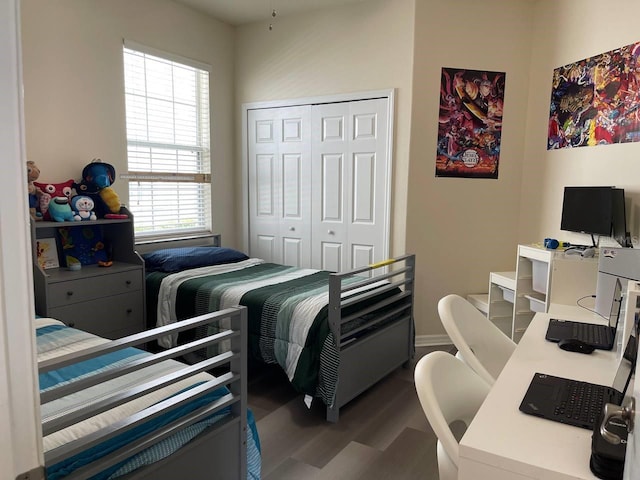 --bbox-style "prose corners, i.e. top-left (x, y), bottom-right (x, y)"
top-left (407, 0), bottom-right (535, 336)
top-left (19, 0), bottom-right (639, 342)
top-left (20, 0), bottom-right (239, 246)
top-left (234, 0), bottom-right (415, 257)
top-left (520, 0), bottom-right (640, 248)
